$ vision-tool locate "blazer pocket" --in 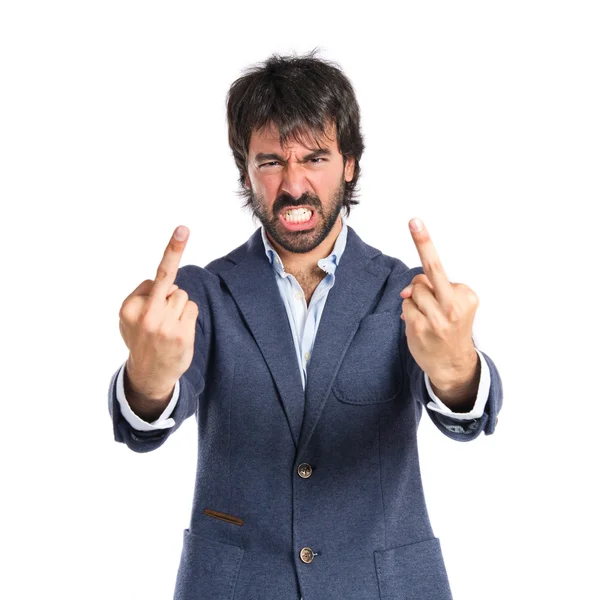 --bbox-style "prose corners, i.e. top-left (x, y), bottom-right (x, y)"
top-left (332, 312), bottom-right (404, 405)
top-left (374, 537), bottom-right (453, 600)
top-left (174, 529), bottom-right (244, 600)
